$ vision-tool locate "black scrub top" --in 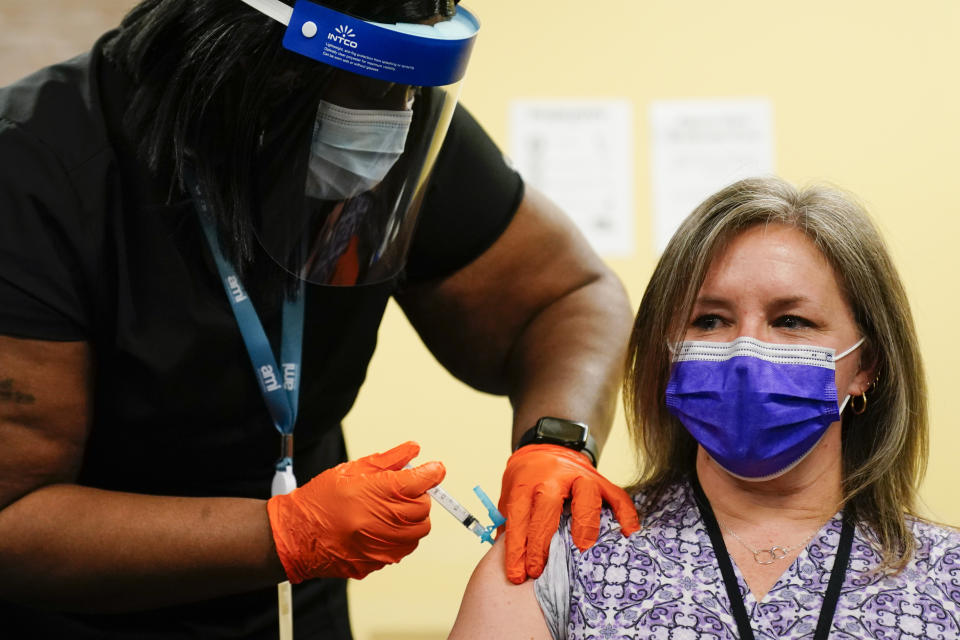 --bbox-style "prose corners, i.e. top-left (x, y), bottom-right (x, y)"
top-left (0, 32), bottom-right (523, 640)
